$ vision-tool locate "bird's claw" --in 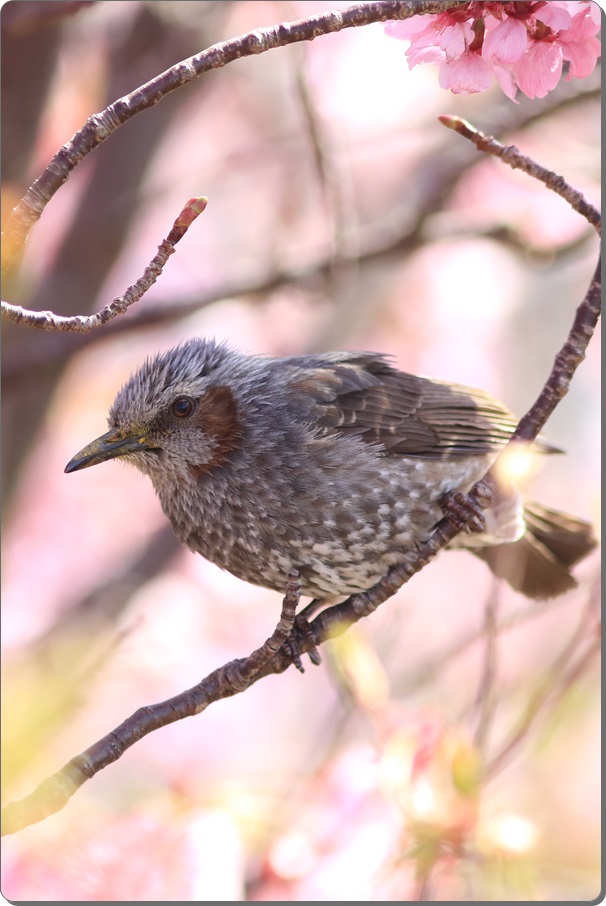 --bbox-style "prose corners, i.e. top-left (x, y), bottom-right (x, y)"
top-left (440, 490), bottom-right (487, 534)
top-left (283, 616), bottom-right (322, 672)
